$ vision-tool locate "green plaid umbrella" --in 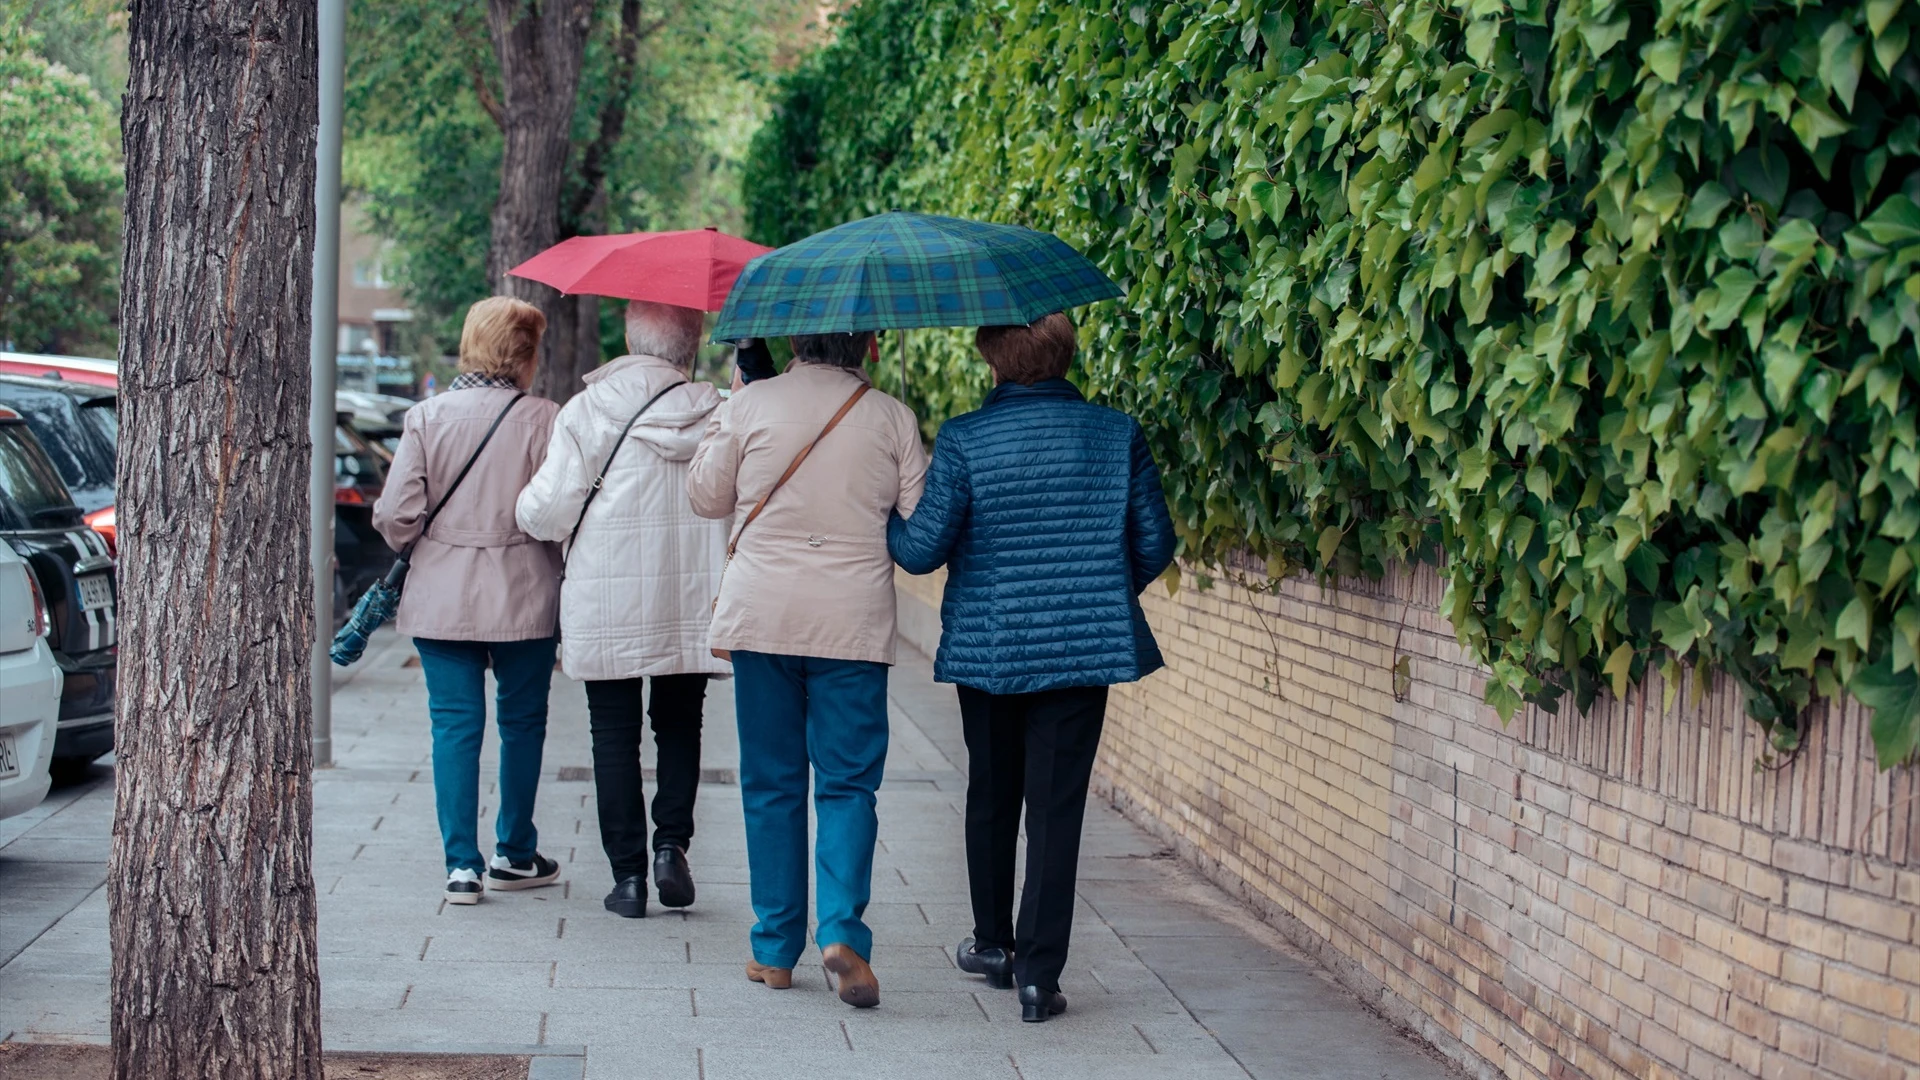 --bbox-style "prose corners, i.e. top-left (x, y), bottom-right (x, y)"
top-left (710, 211), bottom-right (1122, 340)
